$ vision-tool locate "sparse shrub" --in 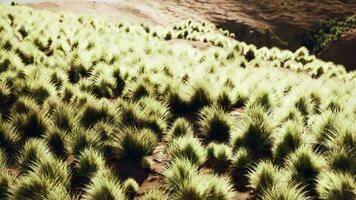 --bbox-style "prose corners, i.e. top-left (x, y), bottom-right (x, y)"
top-left (169, 117), bottom-right (194, 138)
top-left (198, 106), bottom-right (232, 142)
top-left (168, 135), bottom-right (207, 166)
top-left (248, 161), bottom-right (280, 195)
top-left (112, 127), bottom-right (157, 160)
top-left (316, 171), bottom-right (355, 200)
